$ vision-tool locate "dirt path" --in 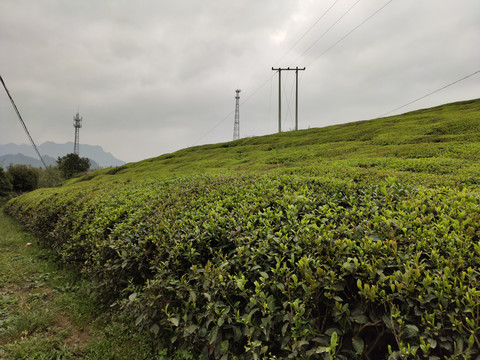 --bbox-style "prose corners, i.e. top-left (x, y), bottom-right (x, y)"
top-left (0, 208), bottom-right (90, 359)
top-left (0, 209), bottom-right (164, 359)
